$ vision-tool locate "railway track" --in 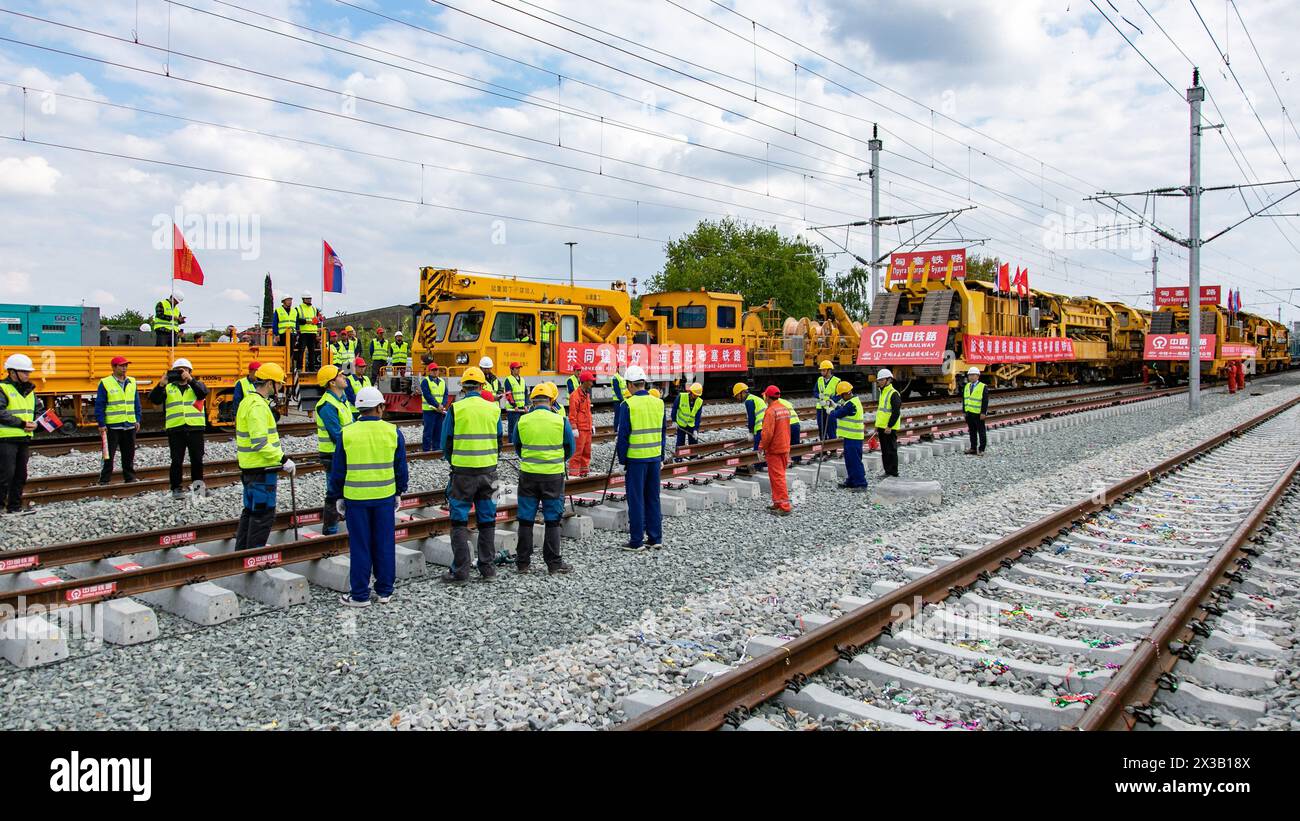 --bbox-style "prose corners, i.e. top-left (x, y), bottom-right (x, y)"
top-left (617, 395), bottom-right (1300, 731)
top-left (20, 384), bottom-right (1173, 505)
